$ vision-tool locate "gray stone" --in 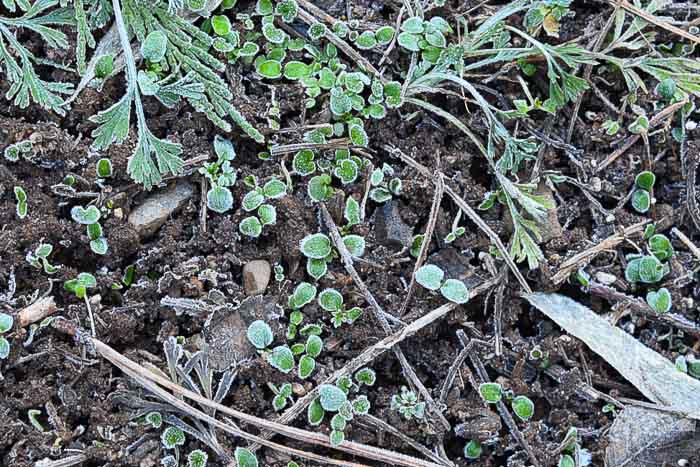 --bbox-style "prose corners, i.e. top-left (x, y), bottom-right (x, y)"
top-left (128, 180), bottom-right (193, 238)
top-left (373, 201), bottom-right (412, 248)
top-left (243, 260), bottom-right (271, 296)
